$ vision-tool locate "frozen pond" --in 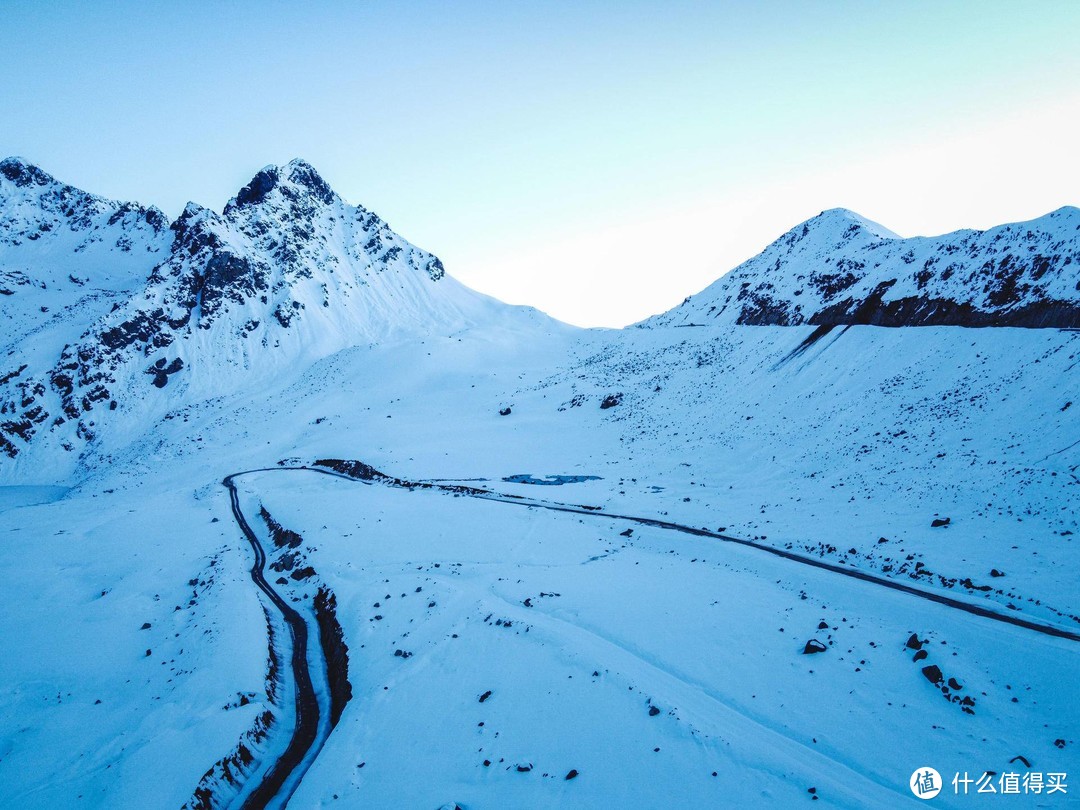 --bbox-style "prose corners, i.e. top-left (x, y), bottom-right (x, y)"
top-left (502, 474), bottom-right (602, 486)
top-left (0, 485), bottom-right (70, 513)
